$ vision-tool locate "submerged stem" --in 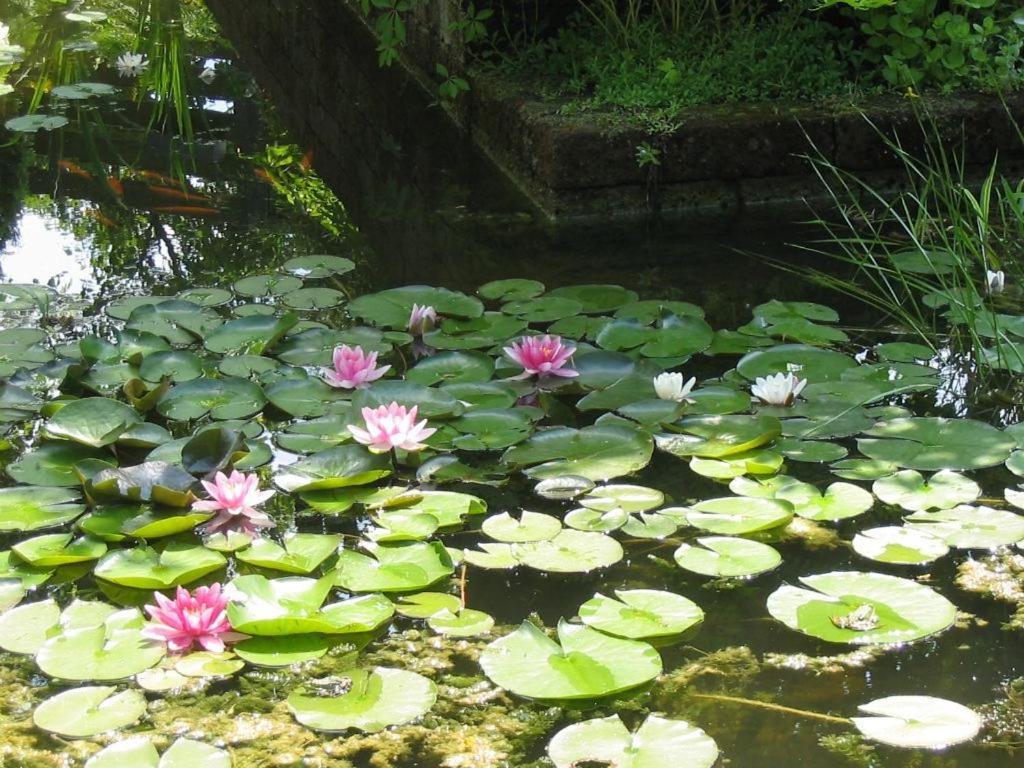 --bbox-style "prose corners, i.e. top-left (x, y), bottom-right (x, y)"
top-left (689, 693), bottom-right (852, 725)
